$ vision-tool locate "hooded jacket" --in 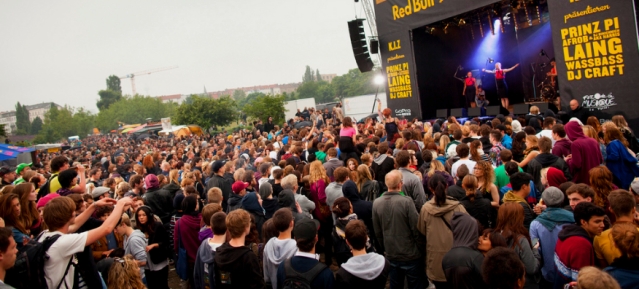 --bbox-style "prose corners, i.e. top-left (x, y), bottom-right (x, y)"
top-left (502, 191), bottom-right (535, 230)
top-left (335, 253), bottom-right (390, 289)
top-left (529, 208), bottom-right (574, 283)
top-left (372, 154), bottom-right (395, 186)
top-left (241, 192), bottom-right (266, 235)
top-left (342, 181), bottom-right (373, 224)
top-left (565, 121), bottom-right (602, 184)
top-left (605, 139), bottom-right (639, 190)
top-left (460, 193), bottom-right (492, 230)
top-left (442, 212), bottom-right (486, 289)
top-left (124, 230), bottom-right (148, 279)
top-left (144, 187), bottom-right (174, 224)
top-left (372, 191), bottom-right (423, 261)
top-left (526, 152), bottom-right (572, 195)
top-left (604, 256), bottom-right (639, 289)
top-left (554, 224), bottom-right (595, 287)
top-left (552, 138), bottom-right (572, 158)
top-left (417, 197), bottom-right (468, 282)
top-left (263, 238), bottom-right (298, 289)
top-left (227, 192), bottom-right (244, 213)
top-left (207, 174), bottom-right (232, 212)
top-left (214, 242), bottom-right (265, 289)
top-left (174, 213), bottom-right (203, 264)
